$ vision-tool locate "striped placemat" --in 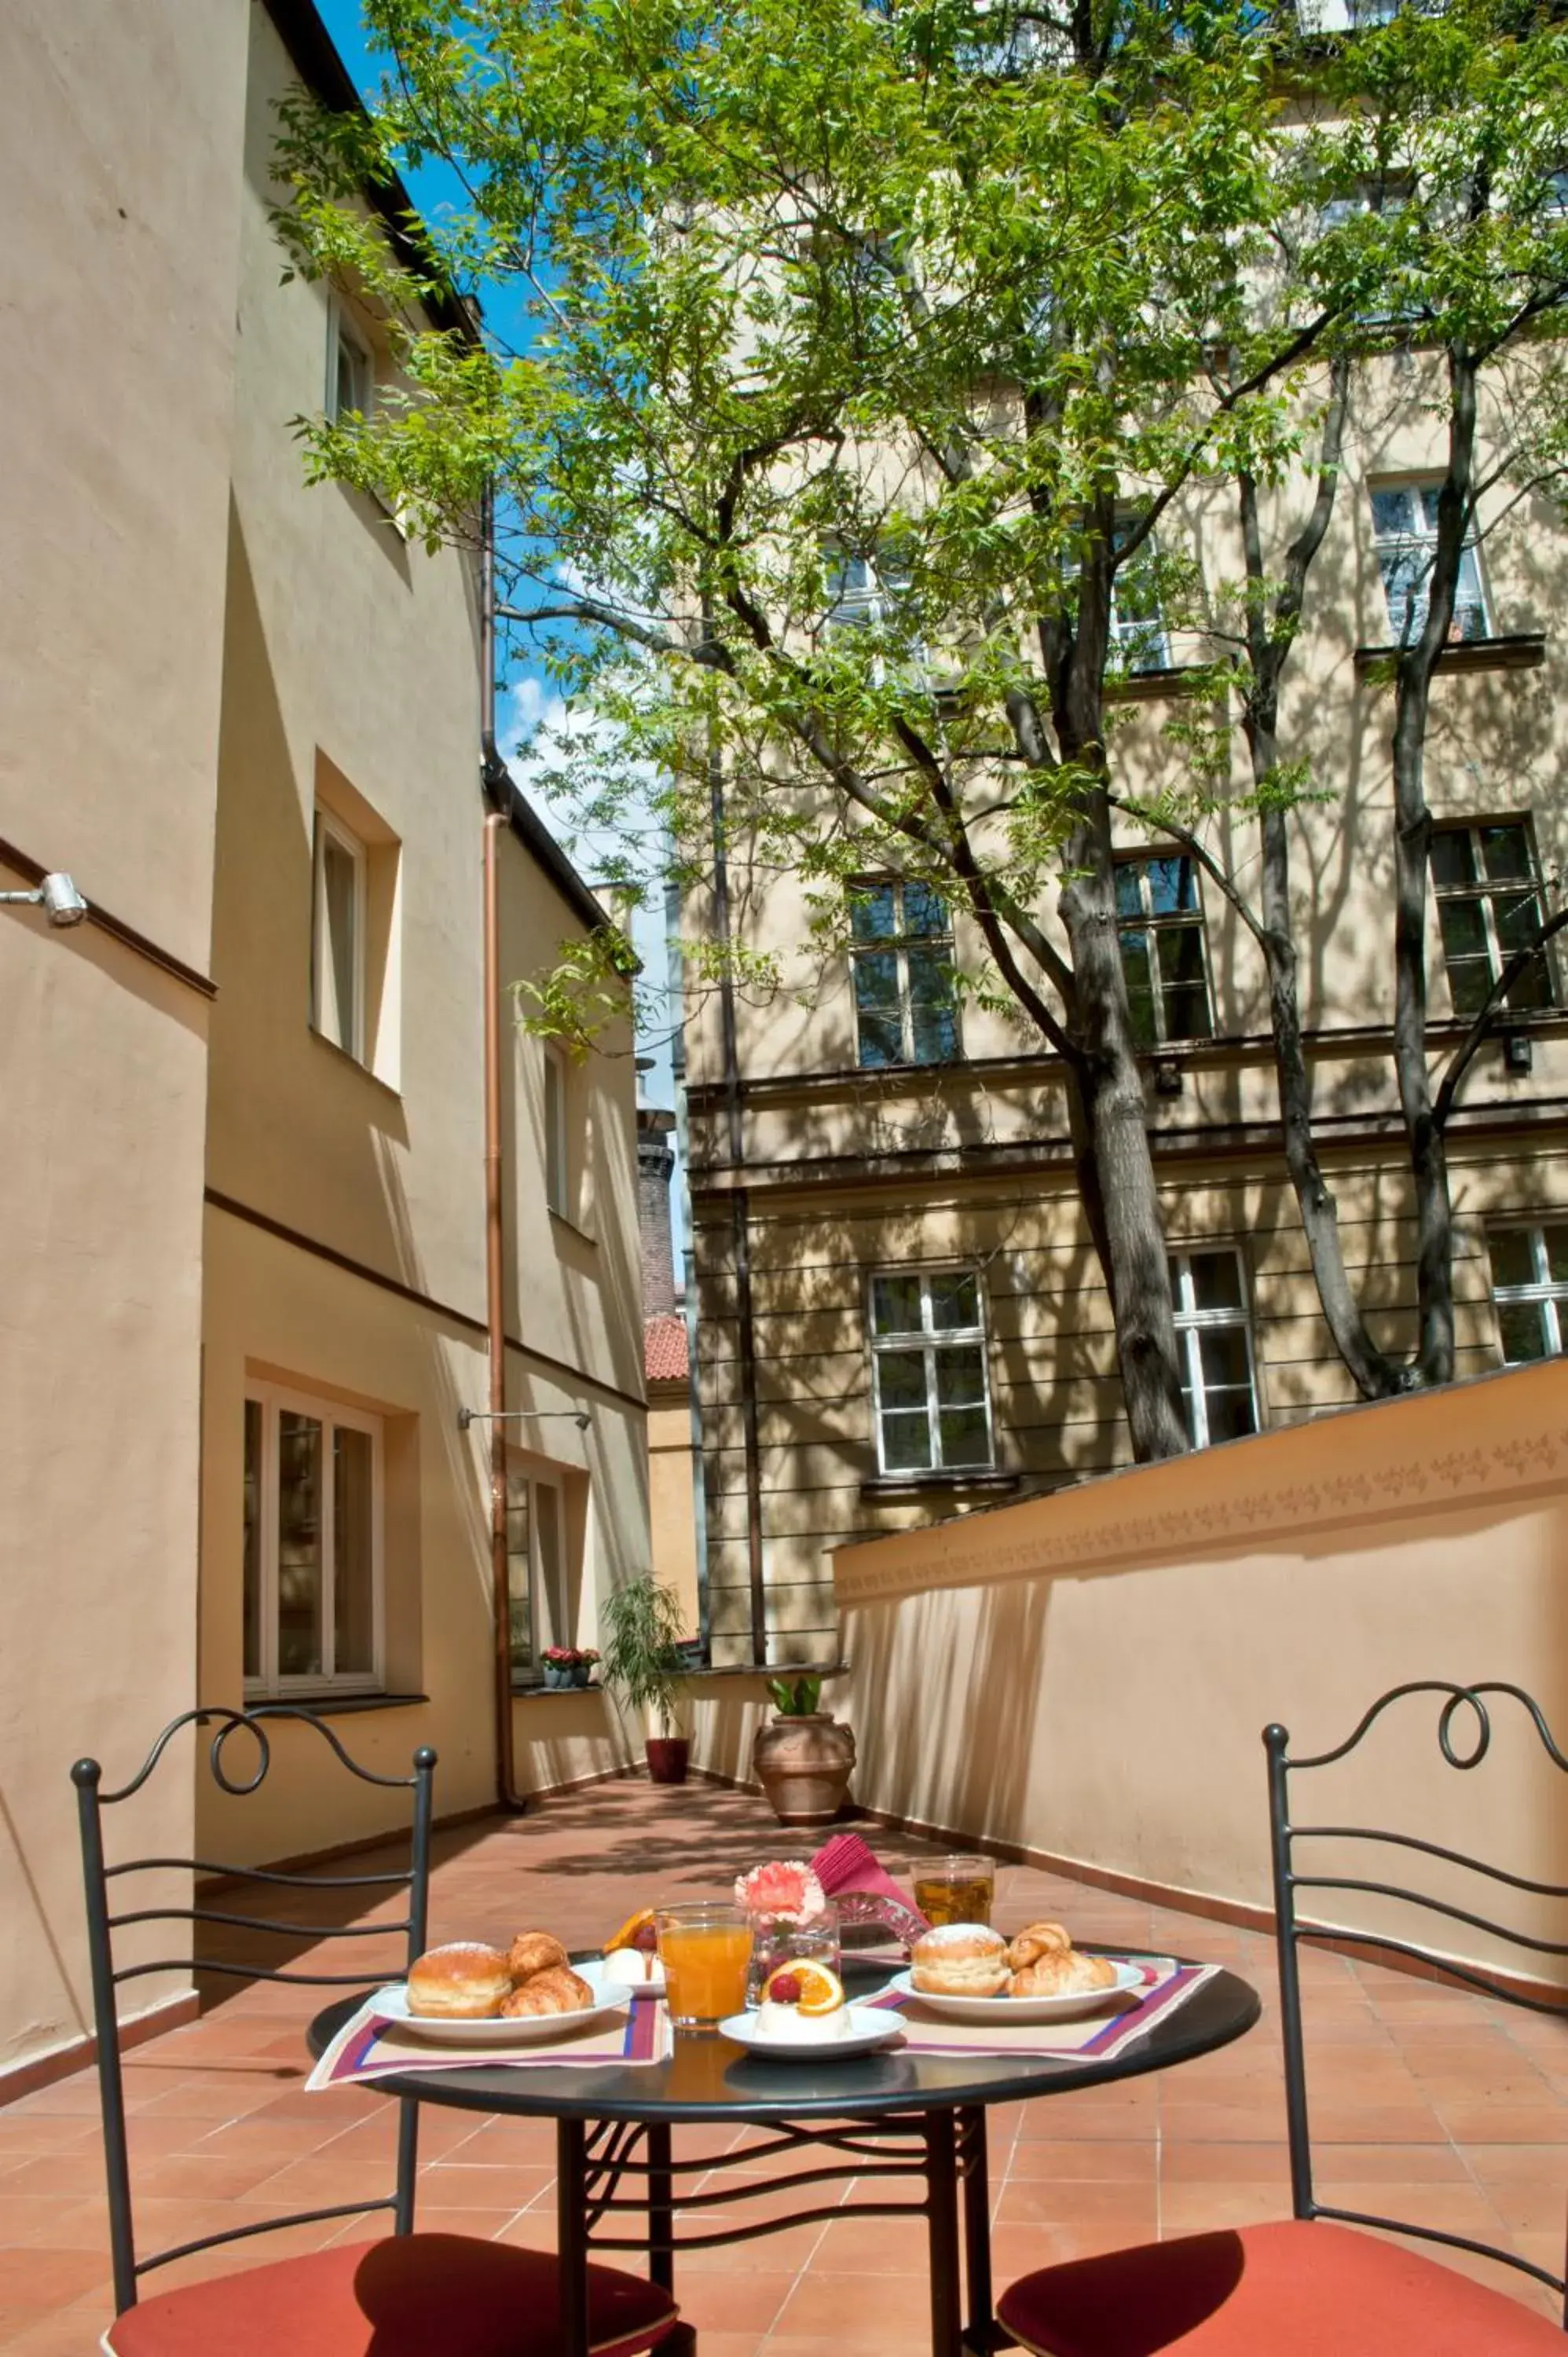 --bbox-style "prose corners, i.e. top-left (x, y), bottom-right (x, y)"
top-left (307, 1992), bottom-right (672, 2089)
top-left (865, 1956), bottom-right (1218, 2062)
